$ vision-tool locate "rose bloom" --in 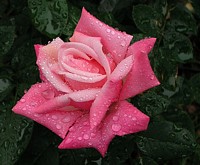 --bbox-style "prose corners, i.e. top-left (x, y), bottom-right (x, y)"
top-left (13, 8), bottom-right (160, 156)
